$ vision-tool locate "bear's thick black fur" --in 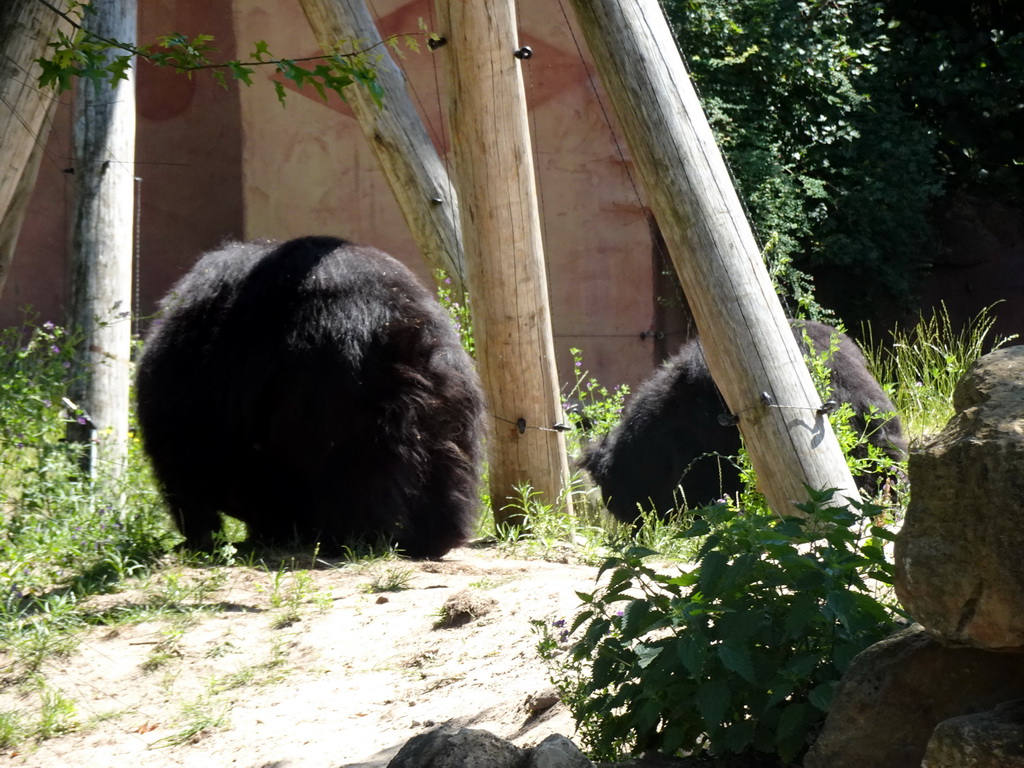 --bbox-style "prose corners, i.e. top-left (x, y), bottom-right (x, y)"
top-left (135, 236), bottom-right (486, 559)
top-left (581, 320), bottom-right (906, 524)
